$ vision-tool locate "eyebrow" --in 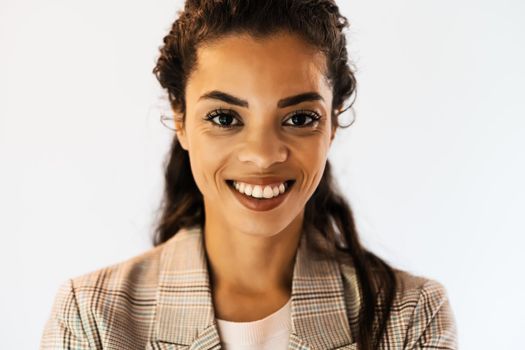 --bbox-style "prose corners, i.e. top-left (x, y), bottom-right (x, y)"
top-left (198, 90), bottom-right (324, 108)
